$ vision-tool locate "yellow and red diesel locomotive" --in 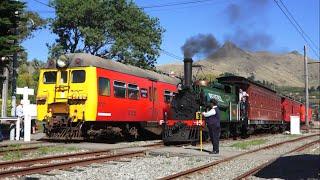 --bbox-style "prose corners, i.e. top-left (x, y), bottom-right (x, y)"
top-left (37, 53), bottom-right (180, 140)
